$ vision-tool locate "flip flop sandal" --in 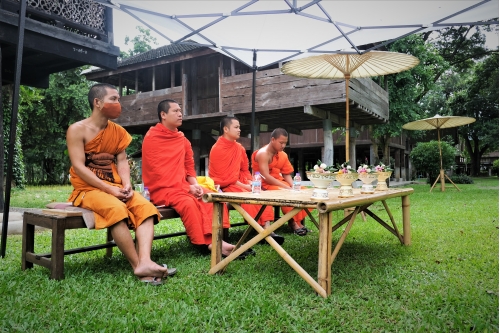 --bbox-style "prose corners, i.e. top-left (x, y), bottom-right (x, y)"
top-left (293, 227), bottom-right (308, 236)
top-left (162, 264), bottom-right (177, 277)
top-left (140, 276), bottom-right (163, 286)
